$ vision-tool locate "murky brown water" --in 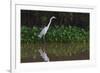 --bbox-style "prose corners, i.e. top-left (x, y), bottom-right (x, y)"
top-left (21, 42), bottom-right (89, 63)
